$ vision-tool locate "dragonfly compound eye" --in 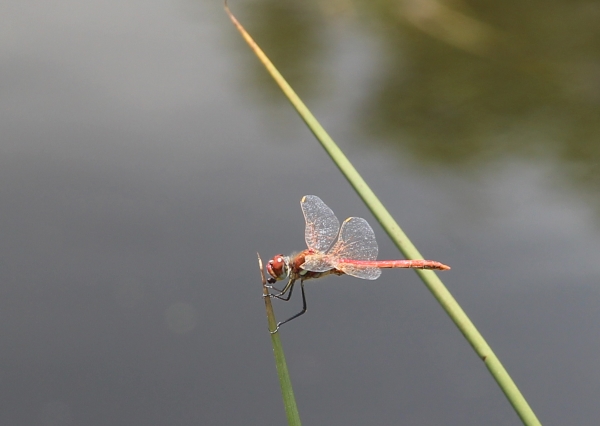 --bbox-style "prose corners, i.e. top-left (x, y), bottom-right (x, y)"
top-left (267, 255), bottom-right (288, 280)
